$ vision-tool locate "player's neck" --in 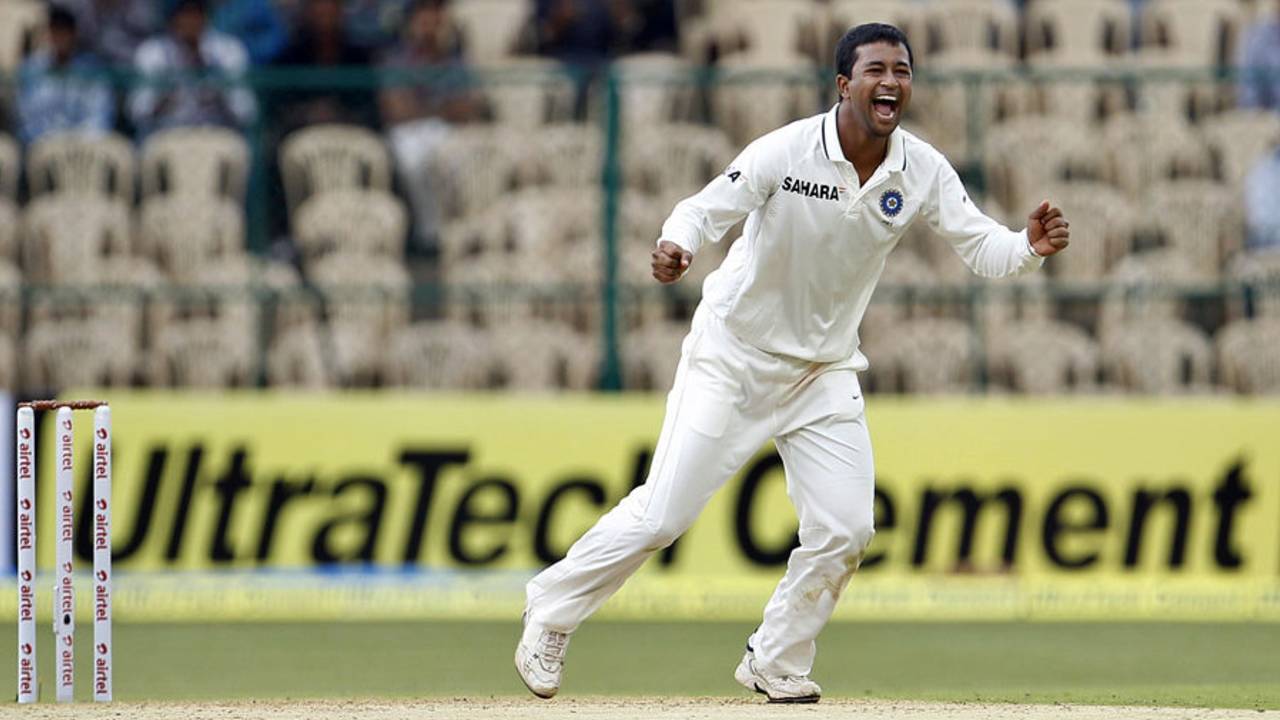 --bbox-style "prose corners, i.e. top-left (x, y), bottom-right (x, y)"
top-left (835, 103), bottom-right (891, 186)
